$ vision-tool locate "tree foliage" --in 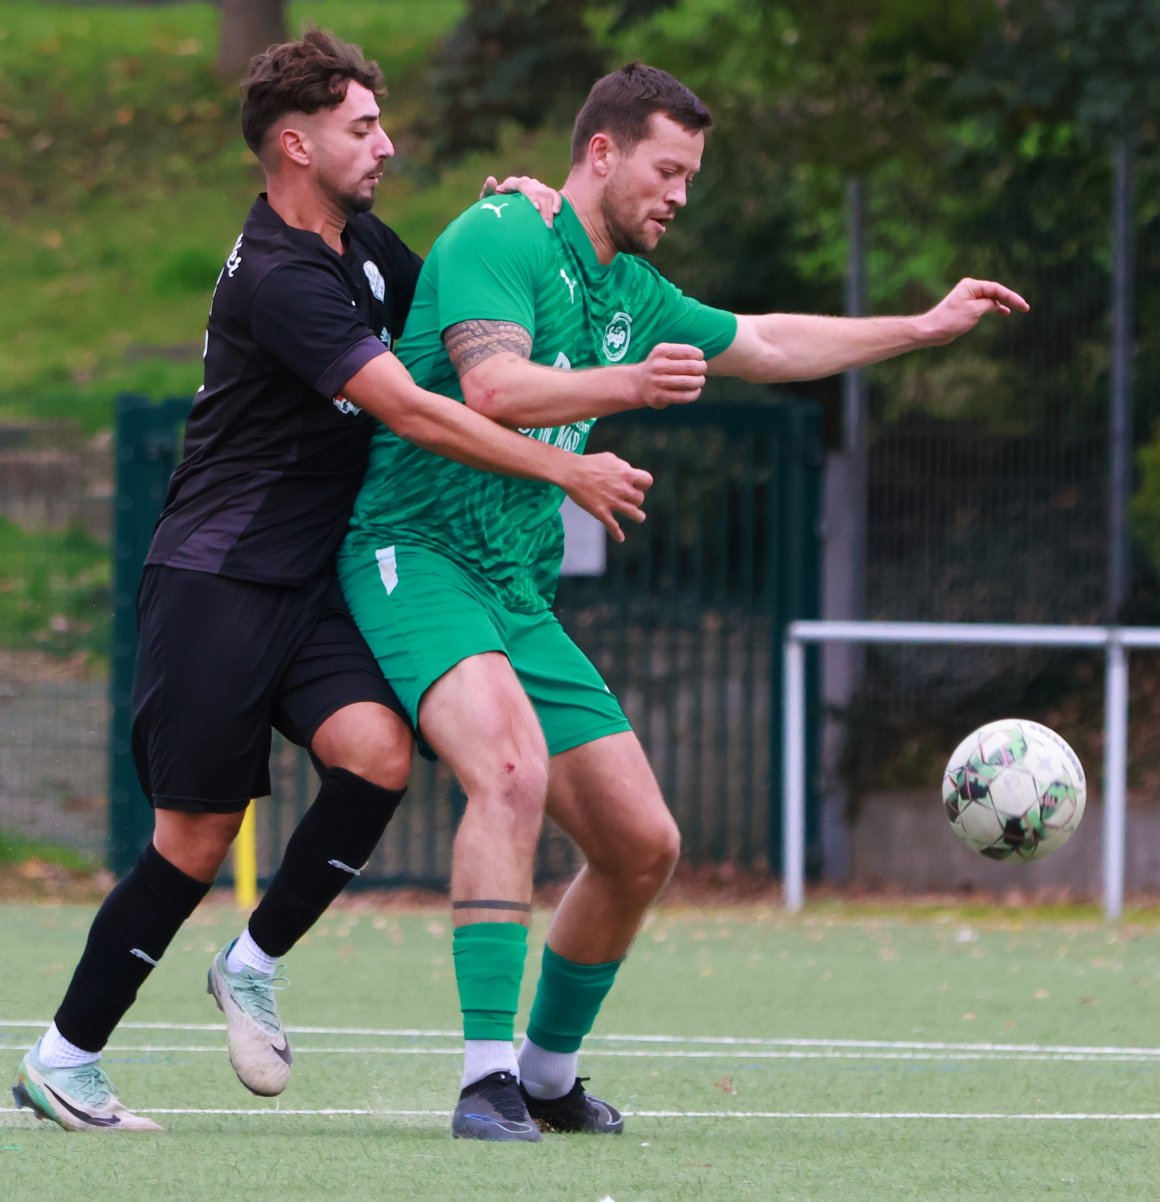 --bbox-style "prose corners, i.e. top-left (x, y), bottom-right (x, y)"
top-left (215, 0), bottom-right (286, 79)
top-left (963, 0), bottom-right (1160, 146)
top-left (416, 0), bottom-right (678, 161)
top-left (417, 0), bottom-right (1157, 571)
